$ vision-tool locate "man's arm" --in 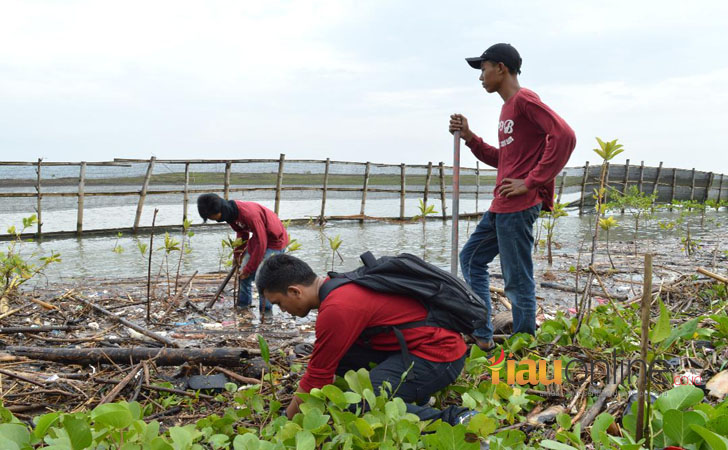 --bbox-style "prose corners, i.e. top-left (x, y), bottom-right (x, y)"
top-left (521, 101), bottom-right (576, 190)
top-left (241, 219), bottom-right (267, 277)
top-left (449, 114), bottom-right (499, 168)
top-left (286, 386), bottom-right (306, 419)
